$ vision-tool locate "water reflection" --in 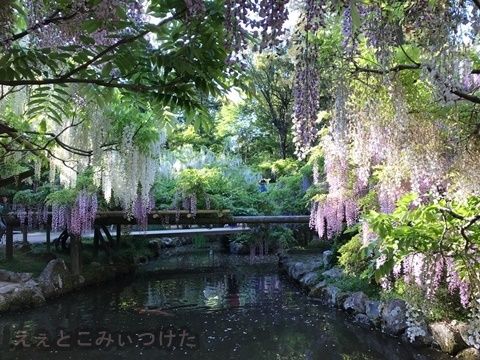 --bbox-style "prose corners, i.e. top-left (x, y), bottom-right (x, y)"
top-left (0, 263), bottom-right (448, 360)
